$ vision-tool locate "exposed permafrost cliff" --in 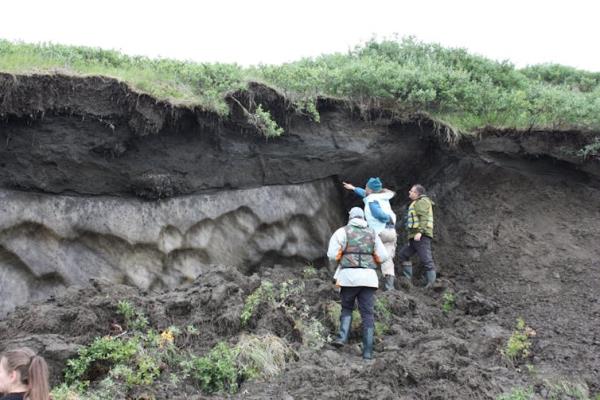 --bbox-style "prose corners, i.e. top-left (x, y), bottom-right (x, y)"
top-left (0, 73), bottom-right (446, 315)
top-left (0, 179), bottom-right (343, 315)
top-left (1, 73), bottom-right (599, 316)
top-left (1, 73), bottom-right (600, 397)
